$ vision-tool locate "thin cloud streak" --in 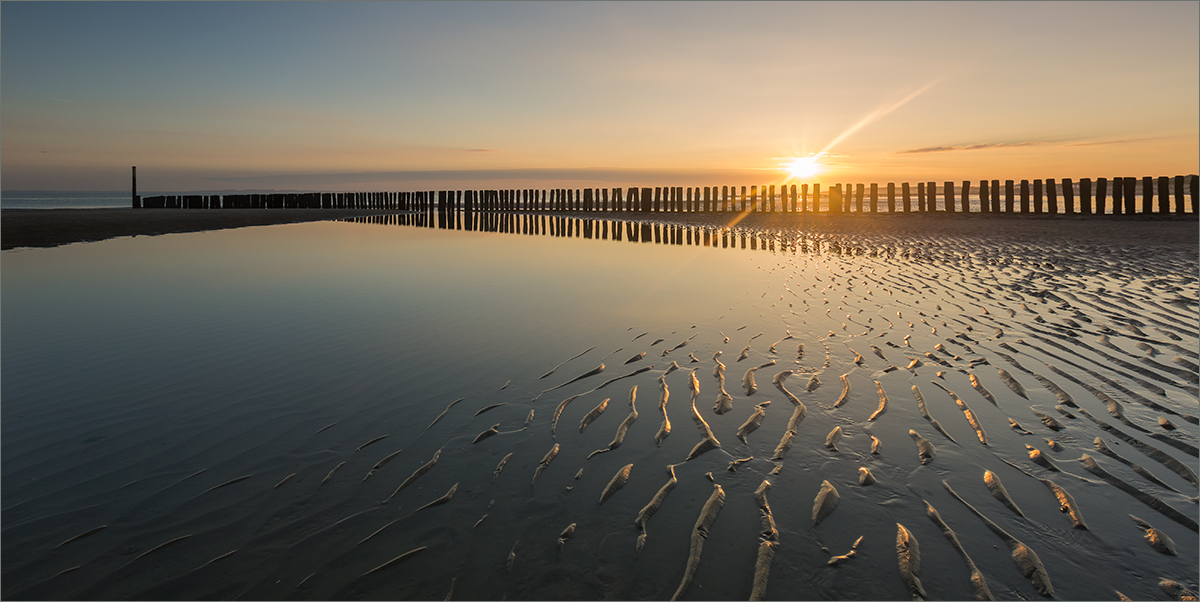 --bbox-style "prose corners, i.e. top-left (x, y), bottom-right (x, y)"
top-left (897, 141), bottom-right (1047, 154)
